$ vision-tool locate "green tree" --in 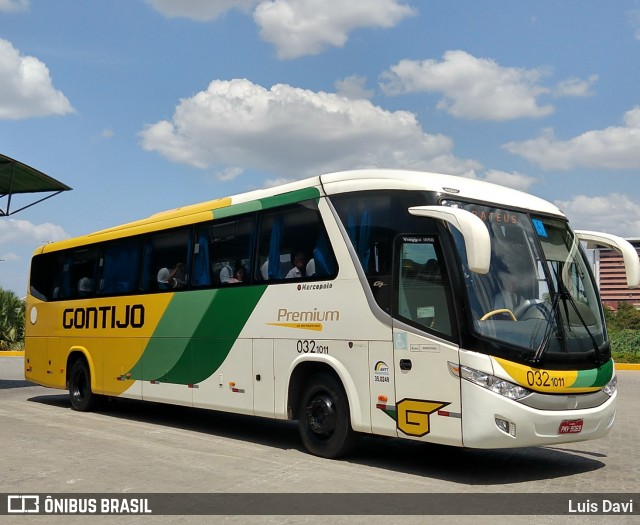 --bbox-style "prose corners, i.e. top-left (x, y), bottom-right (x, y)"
top-left (607, 302), bottom-right (640, 330)
top-left (0, 288), bottom-right (25, 350)
top-left (605, 302), bottom-right (640, 363)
